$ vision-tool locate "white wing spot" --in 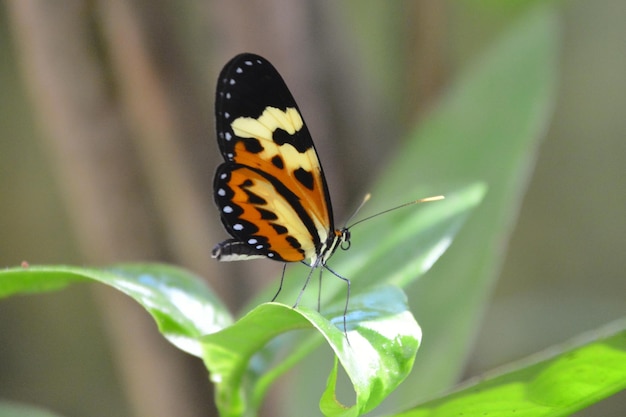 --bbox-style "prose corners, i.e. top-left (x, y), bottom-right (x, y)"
top-left (224, 112), bottom-right (230, 119)
top-left (244, 60), bottom-right (253, 66)
top-left (224, 132), bottom-right (232, 141)
top-left (267, 253), bottom-right (274, 258)
top-left (227, 152), bottom-right (233, 158)
top-left (217, 189), bottom-right (226, 197)
top-left (236, 67), bottom-right (242, 73)
top-left (248, 238), bottom-right (257, 244)
top-left (223, 206), bottom-right (233, 214)
top-left (256, 245), bottom-right (264, 250)
top-left (220, 173), bottom-right (227, 180)
top-left (233, 224), bottom-right (244, 231)
top-left (225, 92), bottom-right (231, 99)
top-left (229, 79), bottom-right (236, 85)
